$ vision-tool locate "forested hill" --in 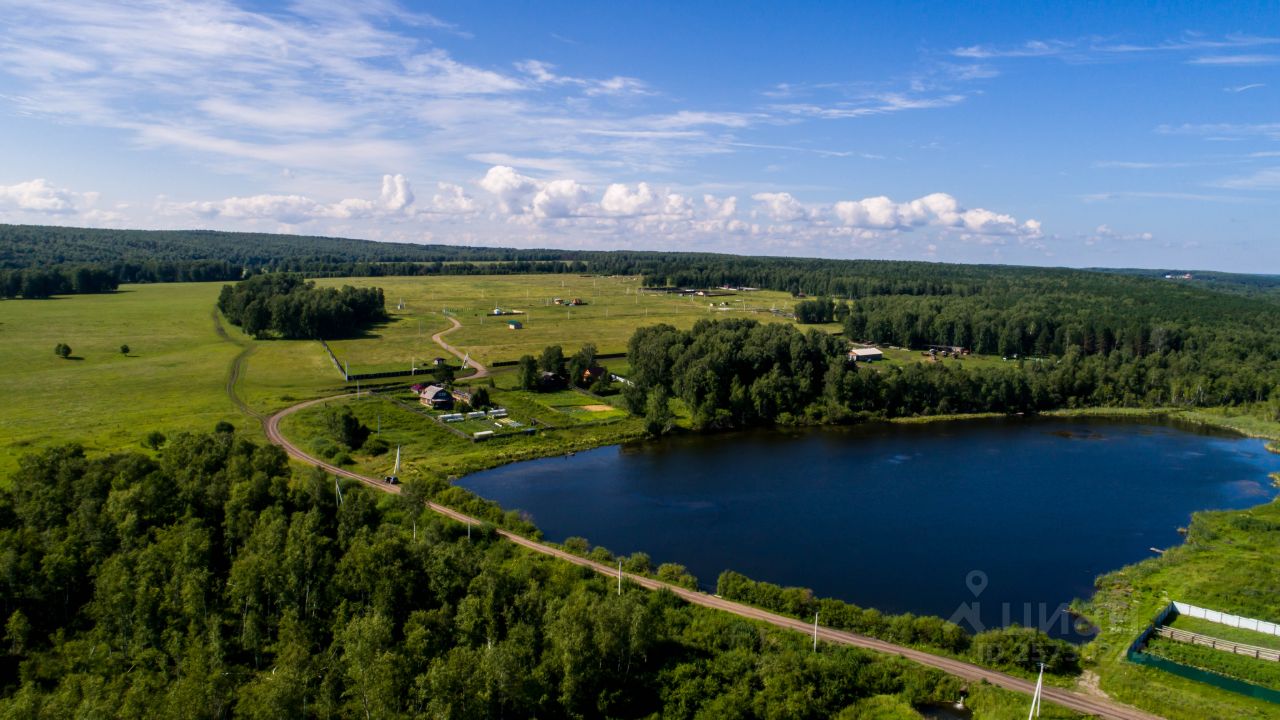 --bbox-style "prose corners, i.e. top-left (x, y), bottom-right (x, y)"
top-left (3, 223), bottom-right (1277, 314)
